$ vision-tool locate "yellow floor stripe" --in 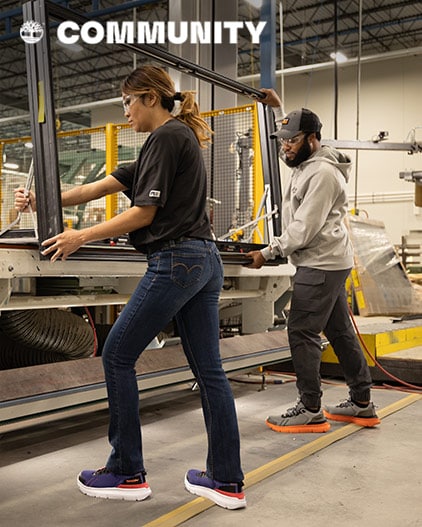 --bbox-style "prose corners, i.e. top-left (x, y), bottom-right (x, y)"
top-left (141, 499), bottom-right (214, 527)
top-left (142, 393), bottom-right (421, 527)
